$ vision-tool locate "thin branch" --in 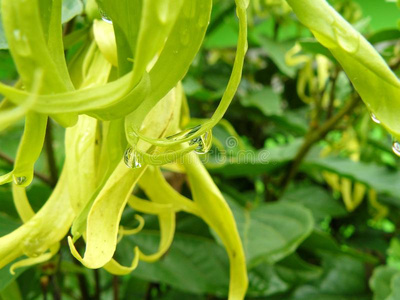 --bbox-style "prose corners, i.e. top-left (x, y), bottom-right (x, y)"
top-left (40, 276), bottom-right (49, 300)
top-left (112, 276), bottom-right (119, 300)
top-left (93, 269), bottom-right (101, 300)
top-left (50, 274), bottom-right (62, 300)
top-left (280, 96), bottom-right (360, 193)
top-left (74, 262), bottom-right (90, 300)
top-left (0, 152), bottom-right (54, 187)
top-left (326, 68), bottom-right (340, 119)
